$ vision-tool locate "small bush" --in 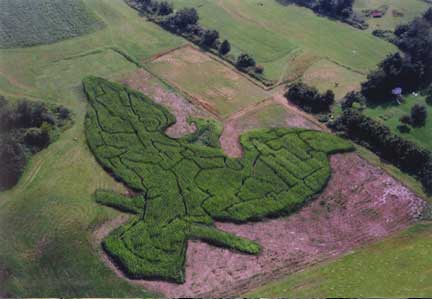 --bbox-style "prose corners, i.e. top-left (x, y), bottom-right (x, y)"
top-left (397, 124), bottom-right (411, 133)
